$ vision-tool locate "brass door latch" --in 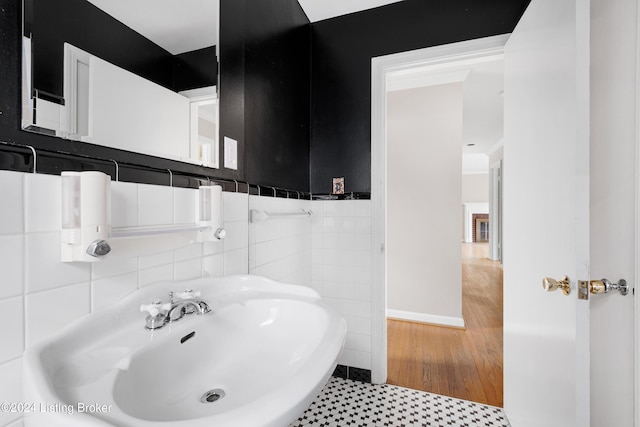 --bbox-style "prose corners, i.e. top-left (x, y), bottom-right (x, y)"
top-left (578, 278), bottom-right (628, 300)
top-left (589, 279), bottom-right (628, 296)
top-left (543, 277), bottom-right (629, 300)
